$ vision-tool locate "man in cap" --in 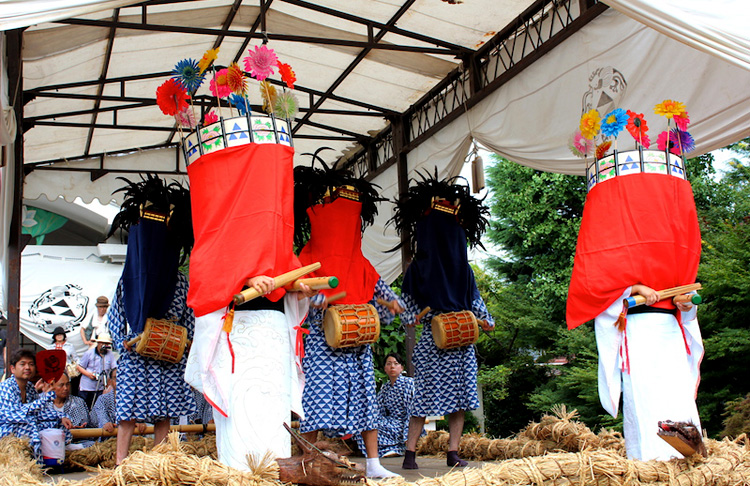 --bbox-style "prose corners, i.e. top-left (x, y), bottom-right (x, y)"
top-left (76, 333), bottom-right (117, 409)
top-left (81, 296), bottom-right (110, 348)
